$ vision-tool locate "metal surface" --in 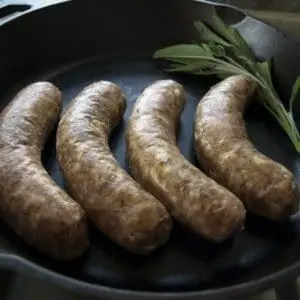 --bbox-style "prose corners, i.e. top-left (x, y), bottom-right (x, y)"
top-left (1, 0), bottom-right (300, 299)
top-left (197, 0), bottom-right (300, 39)
top-left (1, 271), bottom-right (299, 300)
top-left (0, 0), bottom-right (70, 24)
top-left (2, 273), bottom-right (296, 300)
